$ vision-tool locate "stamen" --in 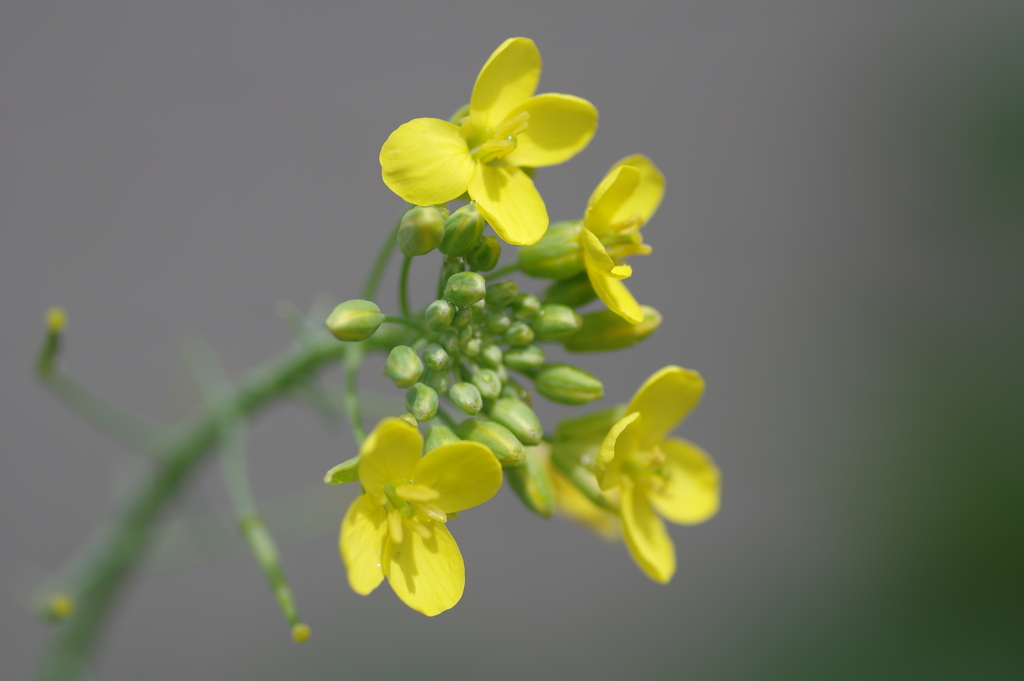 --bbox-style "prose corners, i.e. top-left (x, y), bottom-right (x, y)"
top-left (474, 135), bottom-right (518, 163)
top-left (492, 111), bottom-right (530, 138)
top-left (416, 502), bottom-right (448, 523)
top-left (395, 484), bottom-right (440, 502)
top-left (388, 510), bottom-right (405, 544)
top-left (410, 518), bottom-right (433, 539)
